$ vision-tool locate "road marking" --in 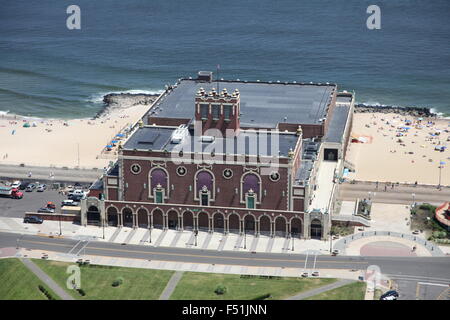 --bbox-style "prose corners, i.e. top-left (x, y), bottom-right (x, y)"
top-left (417, 282), bottom-right (449, 287)
top-left (415, 282), bottom-right (420, 300)
top-left (20, 239), bottom-right (369, 265)
top-left (436, 288), bottom-right (449, 300)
